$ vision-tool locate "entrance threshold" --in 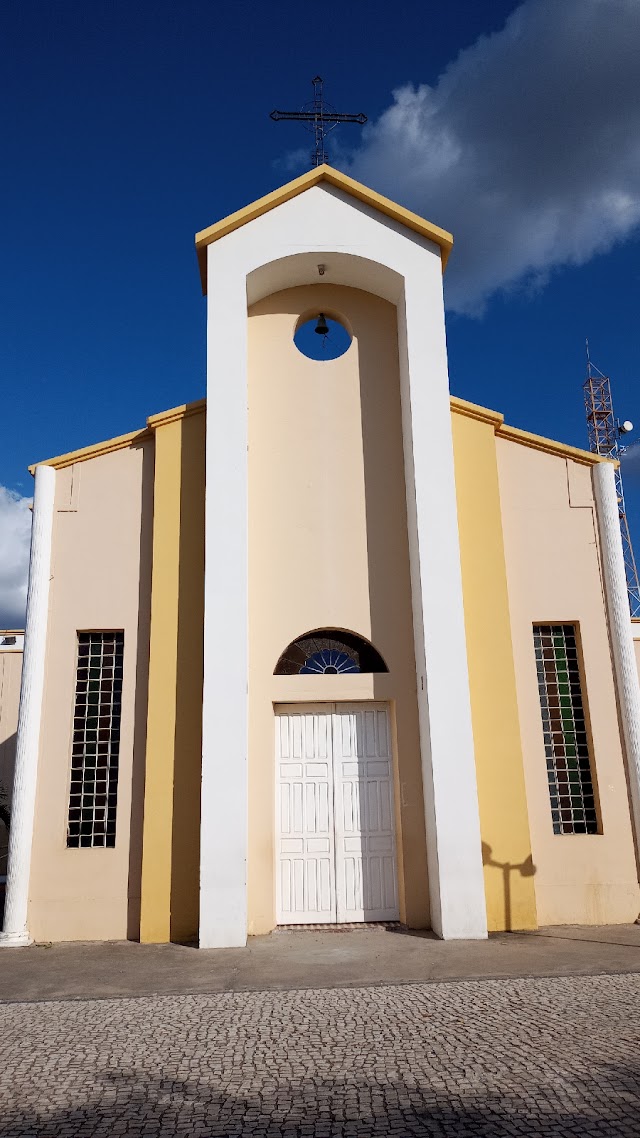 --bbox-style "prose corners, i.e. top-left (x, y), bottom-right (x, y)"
top-left (275, 921), bottom-right (402, 932)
